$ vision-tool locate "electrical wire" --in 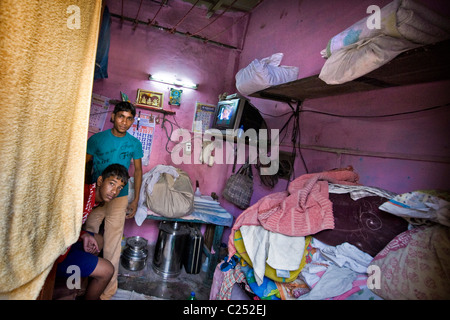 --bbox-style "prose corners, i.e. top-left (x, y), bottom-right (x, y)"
top-left (256, 101), bottom-right (449, 186)
top-left (148, 0), bottom-right (166, 26)
top-left (161, 115), bottom-right (182, 154)
top-left (133, 0), bottom-right (144, 30)
top-left (259, 109), bottom-right (293, 118)
top-left (259, 102), bottom-right (449, 119)
top-left (169, 0), bottom-right (200, 33)
top-left (301, 103), bottom-right (449, 118)
top-left (162, 115), bottom-right (175, 153)
top-left (188, 0), bottom-right (239, 37)
top-left (205, 11), bottom-right (248, 44)
top-left (288, 101), bottom-right (308, 177)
